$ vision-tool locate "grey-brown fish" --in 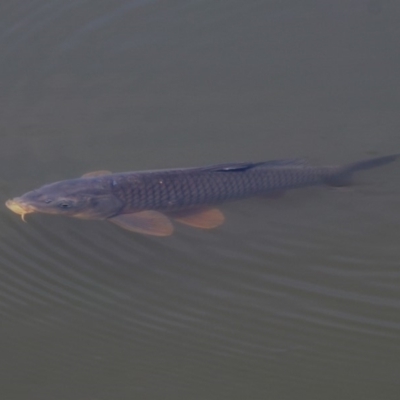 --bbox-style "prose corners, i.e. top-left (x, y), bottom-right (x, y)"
top-left (5, 155), bottom-right (397, 236)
